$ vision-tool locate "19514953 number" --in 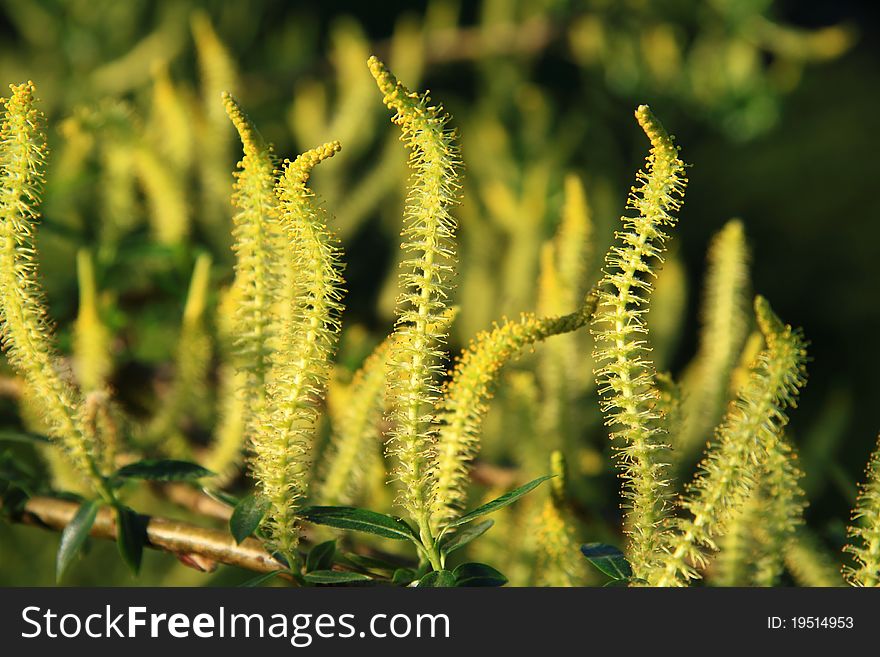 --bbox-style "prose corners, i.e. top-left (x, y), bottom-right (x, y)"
top-left (768, 616), bottom-right (854, 630)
